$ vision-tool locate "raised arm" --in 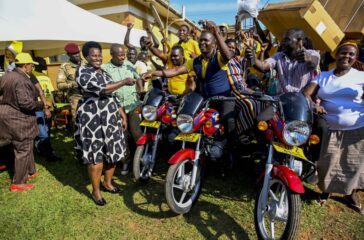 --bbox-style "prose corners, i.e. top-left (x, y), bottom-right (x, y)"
top-left (146, 25), bottom-right (160, 49)
top-left (124, 23), bottom-right (135, 49)
top-left (147, 40), bottom-right (168, 64)
top-left (206, 21), bottom-right (233, 64)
